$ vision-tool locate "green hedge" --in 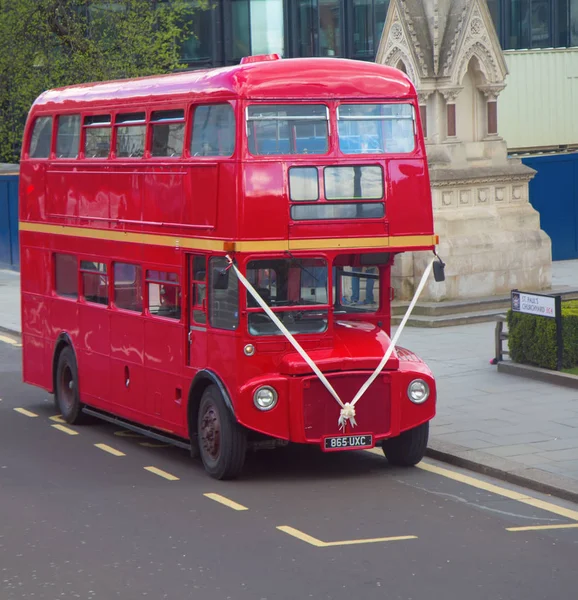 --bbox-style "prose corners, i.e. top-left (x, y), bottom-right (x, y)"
top-left (507, 300), bottom-right (578, 370)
